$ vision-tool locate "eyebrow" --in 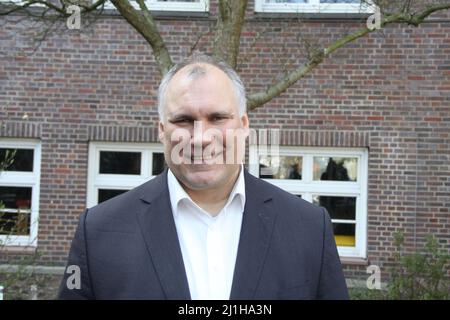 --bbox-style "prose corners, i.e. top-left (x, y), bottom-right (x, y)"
top-left (167, 111), bottom-right (234, 122)
top-left (167, 114), bottom-right (196, 123)
top-left (208, 111), bottom-right (235, 118)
